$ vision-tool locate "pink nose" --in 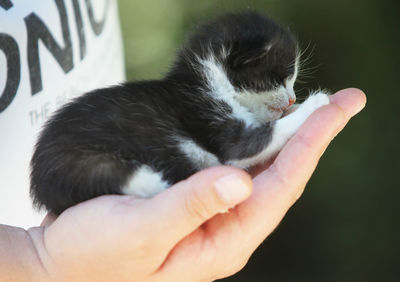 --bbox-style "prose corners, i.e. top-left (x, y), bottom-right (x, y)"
top-left (288, 98), bottom-right (296, 106)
